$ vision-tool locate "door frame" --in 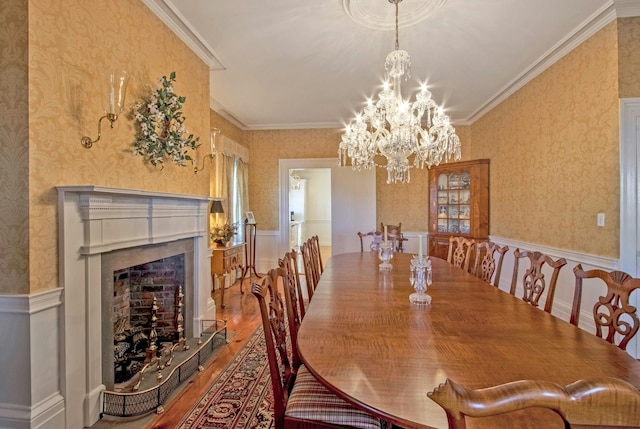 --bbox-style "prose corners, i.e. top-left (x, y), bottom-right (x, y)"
top-left (278, 158), bottom-right (338, 256)
top-left (619, 97), bottom-right (640, 358)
